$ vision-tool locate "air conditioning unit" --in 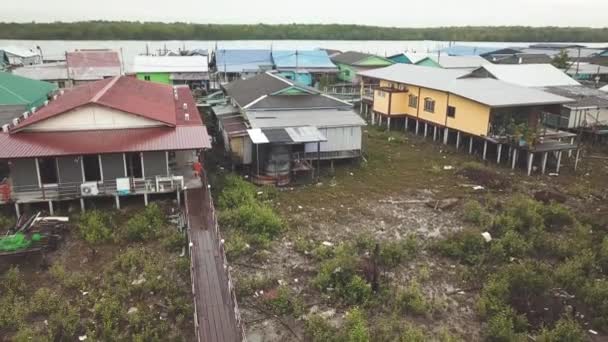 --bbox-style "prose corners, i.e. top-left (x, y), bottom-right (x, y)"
top-left (80, 182), bottom-right (99, 196)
